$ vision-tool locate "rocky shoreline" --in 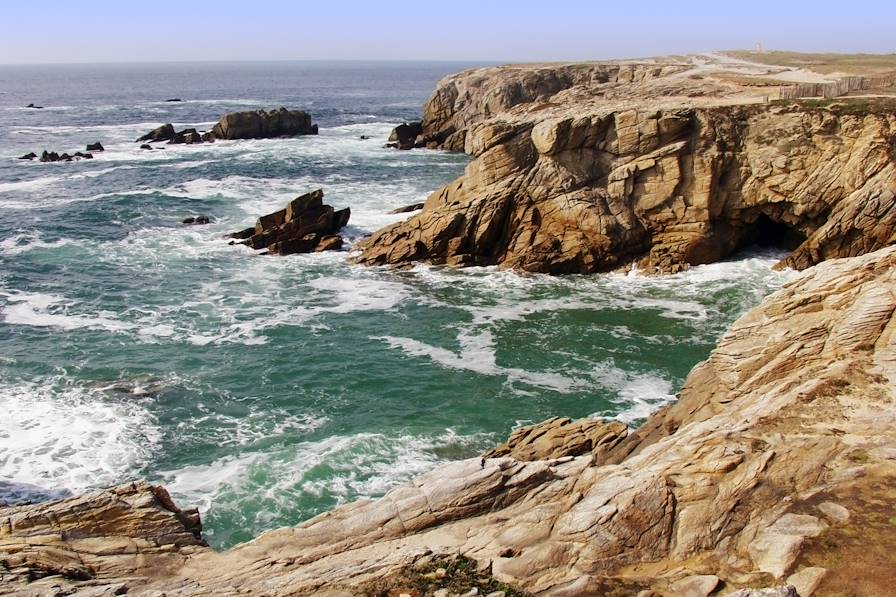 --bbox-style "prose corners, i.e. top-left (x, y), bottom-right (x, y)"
top-left (4, 243), bottom-right (895, 595)
top-left (359, 60), bottom-right (896, 274)
top-left (3, 55), bottom-right (896, 597)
